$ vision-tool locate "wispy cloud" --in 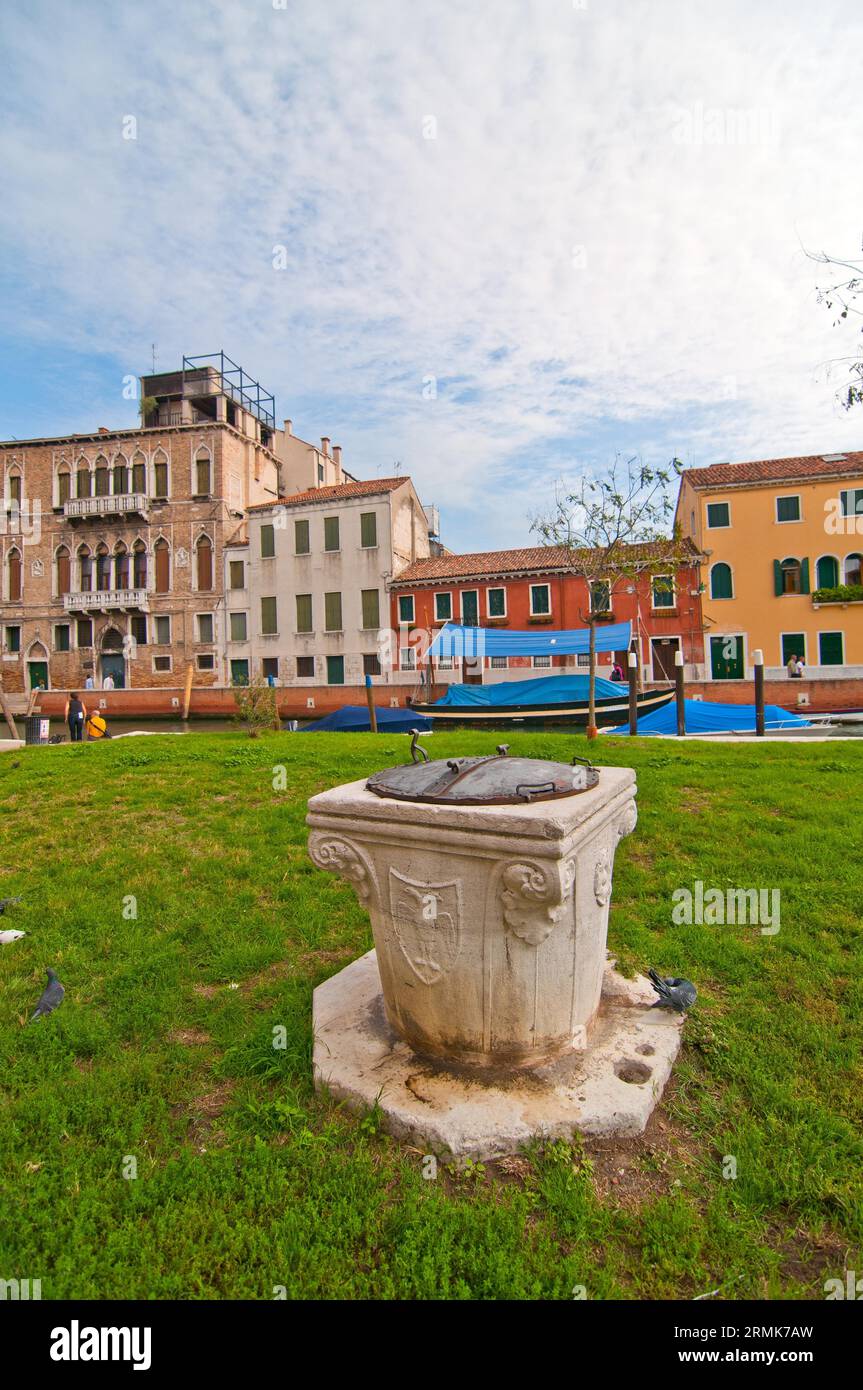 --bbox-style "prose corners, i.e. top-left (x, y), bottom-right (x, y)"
top-left (1, 0), bottom-right (861, 548)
